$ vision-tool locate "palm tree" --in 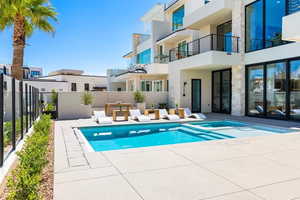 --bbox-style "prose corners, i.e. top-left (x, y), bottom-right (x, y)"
top-left (0, 0), bottom-right (57, 80)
